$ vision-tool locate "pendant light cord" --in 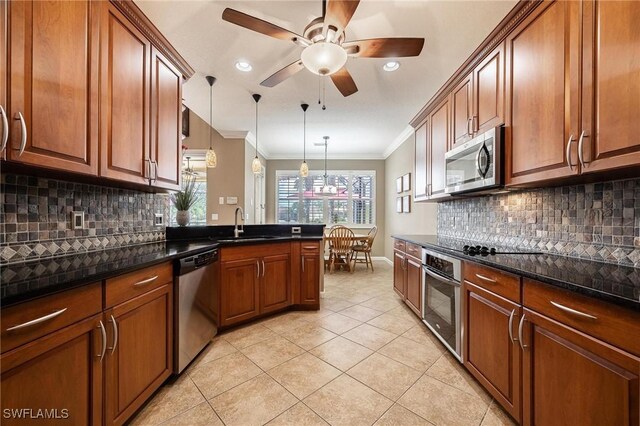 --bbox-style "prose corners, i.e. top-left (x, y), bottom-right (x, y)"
top-left (209, 84), bottom-right (213, 150)
top-left (303, 109), bottom-right (306, 162)
top-left (255, 101), bottom-right (258, 157)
